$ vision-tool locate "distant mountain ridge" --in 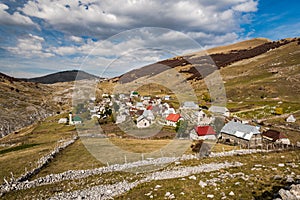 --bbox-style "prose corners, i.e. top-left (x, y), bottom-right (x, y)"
top-left (21, 70), bottom-right (101, 84)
